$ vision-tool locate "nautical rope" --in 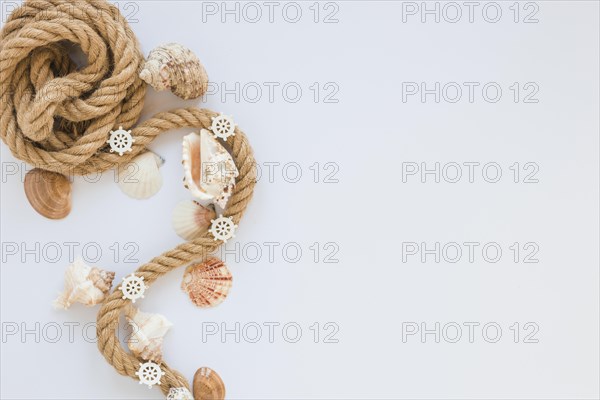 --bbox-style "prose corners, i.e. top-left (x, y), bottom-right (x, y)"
top-left (0, 0), bottom-right (257, 396)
